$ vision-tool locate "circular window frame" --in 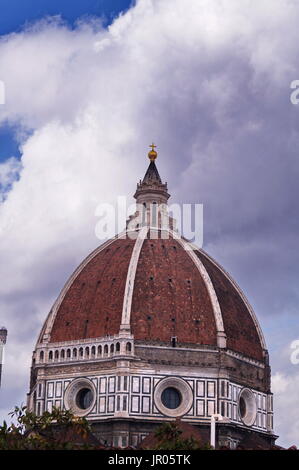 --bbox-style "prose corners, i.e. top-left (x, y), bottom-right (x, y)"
top-left (238, 388), bottom-right (257, 427)
top-left (154, 377), bottom-right (193, 417)
top-left (64, 378), bottom-right (96, 417)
